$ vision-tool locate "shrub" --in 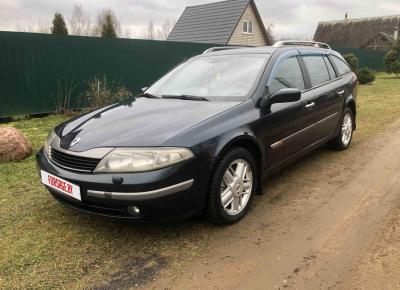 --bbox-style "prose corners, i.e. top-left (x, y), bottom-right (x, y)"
top-left (81, 75), bottom-right (132, 110)
top-left (54, 79), bottom-right (77, 114)
top-left (357, 68), bottom-right (376, 84)
top-left (384, 39), bottom-right (400, 75)
top-left (343, 53), bottom-right (359, 72)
